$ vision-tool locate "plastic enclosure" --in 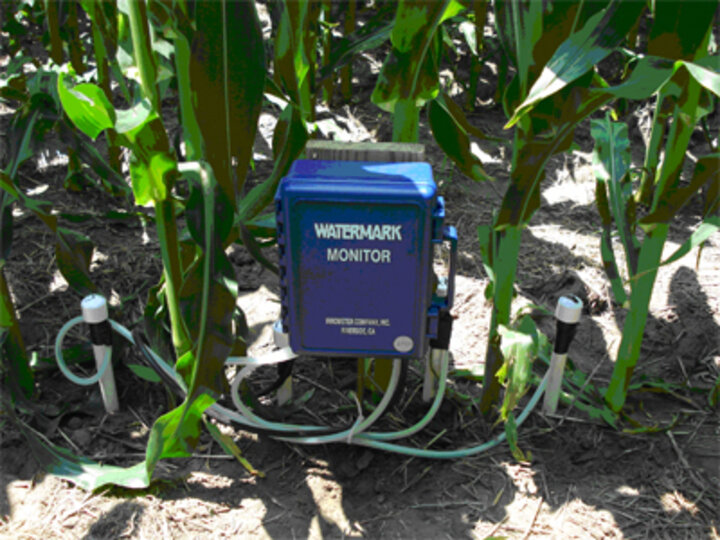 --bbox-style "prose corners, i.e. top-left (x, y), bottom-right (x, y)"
top-left (275, 159), bottom-right (456, 359)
